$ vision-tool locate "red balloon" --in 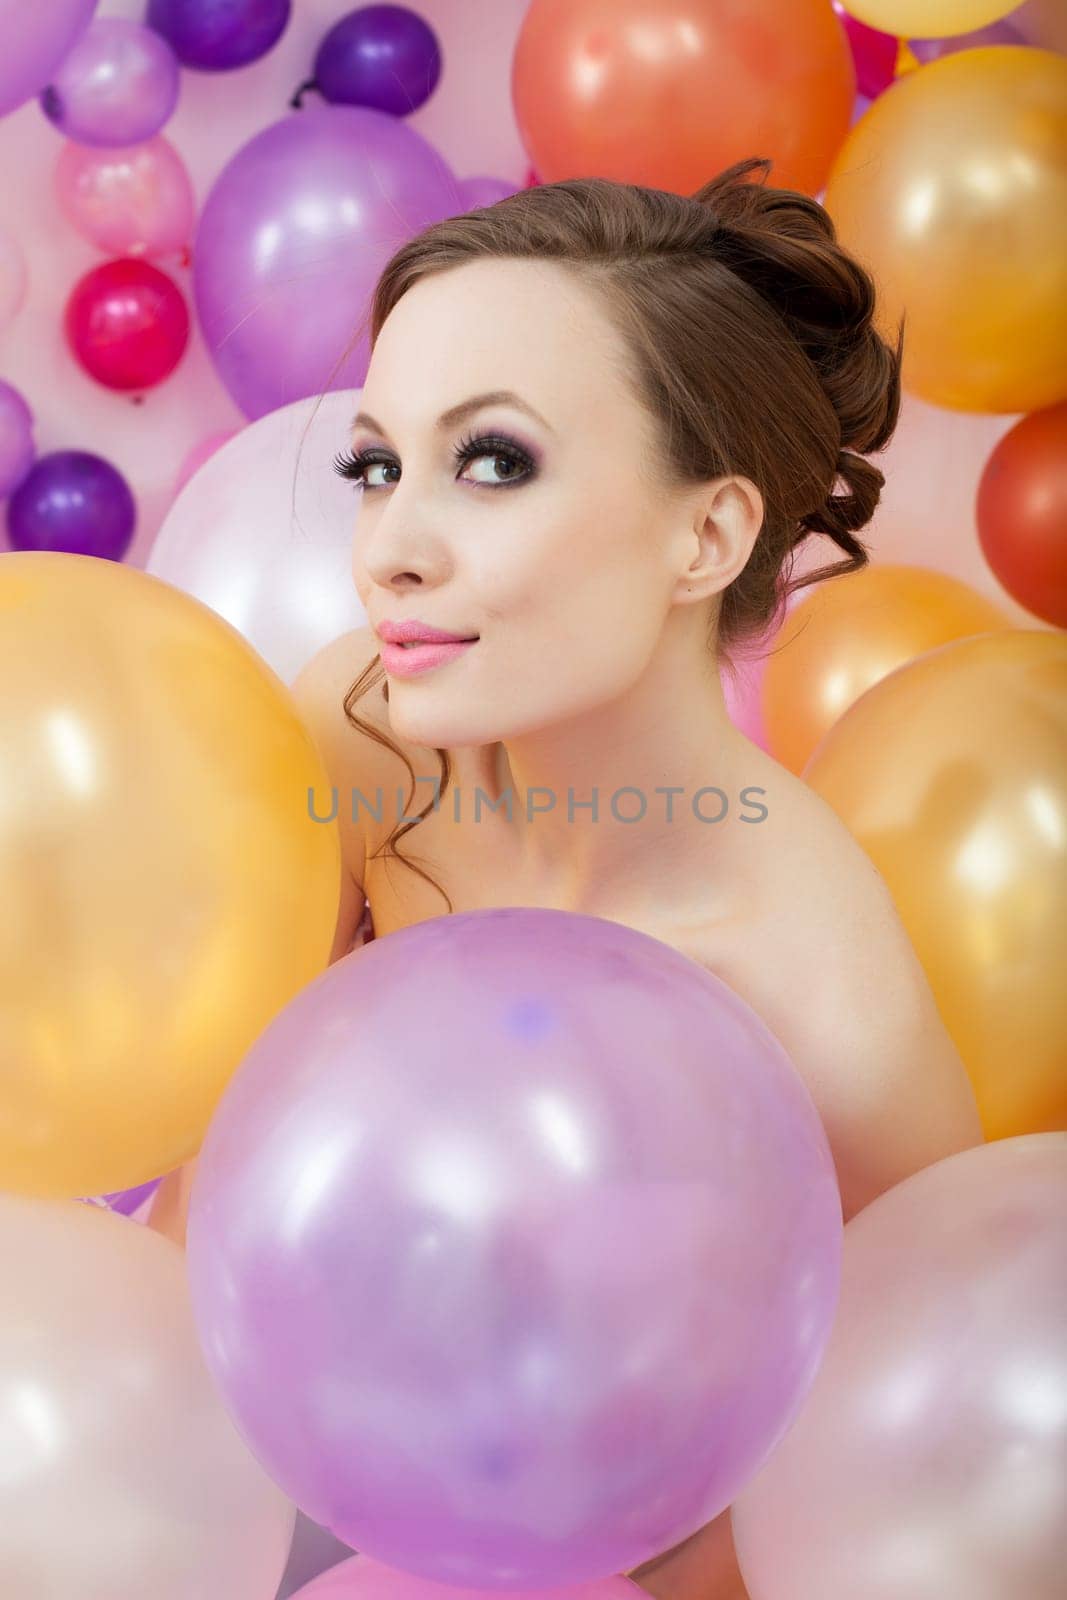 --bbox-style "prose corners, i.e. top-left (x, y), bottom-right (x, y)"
top-left (64, 257), bottom-right (190, 391)
top-left (977, 403), bottom-right (1067, 628)
top-left (512, 0), bottom-right (855, 197)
